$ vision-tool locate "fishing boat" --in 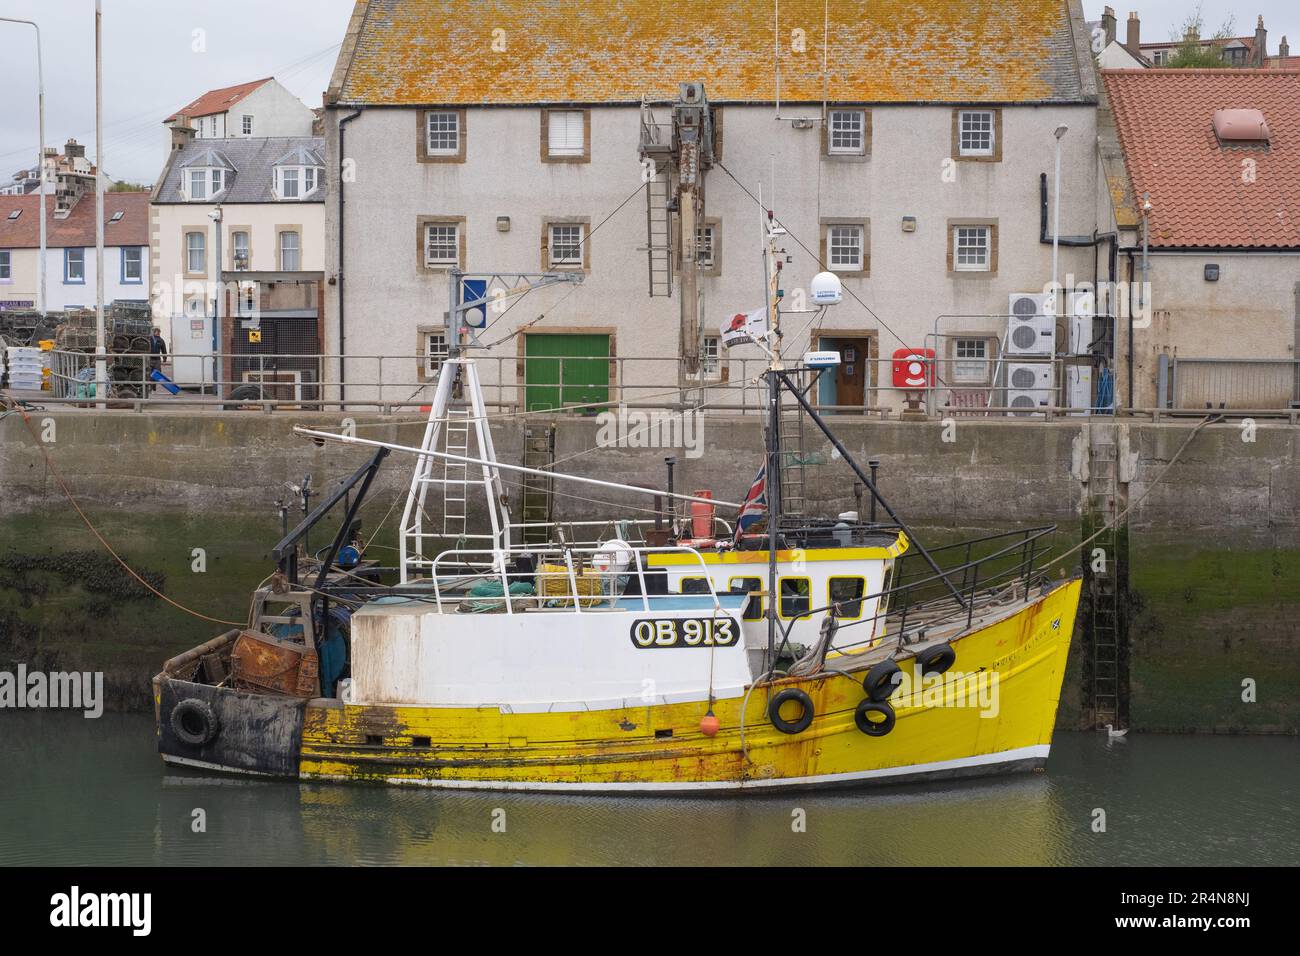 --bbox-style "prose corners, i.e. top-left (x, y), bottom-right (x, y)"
top-left (154, 211), bottom-right (1082, 792)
